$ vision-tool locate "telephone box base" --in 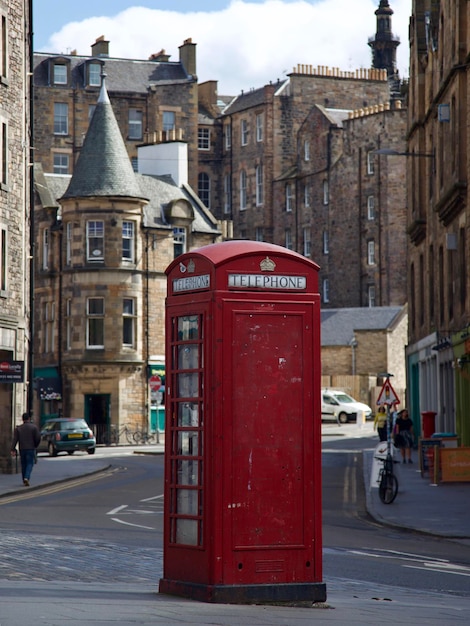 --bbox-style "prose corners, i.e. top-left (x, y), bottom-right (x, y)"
top-left (159, 578), bottom-right (327, 604)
